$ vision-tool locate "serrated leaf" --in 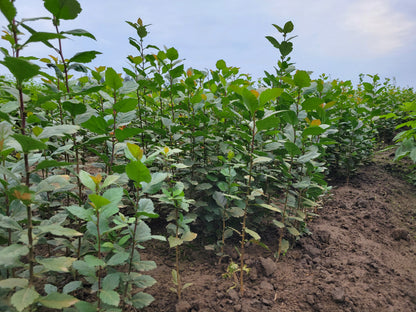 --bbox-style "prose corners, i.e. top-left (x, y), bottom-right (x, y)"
top-left (75, 301), bottom-right (96, 312)
top-left (25, 32), bottom-right (66, 45)
top-left (259, 203), bottom-right (282, 213)
top-left (107, 252), bottom-right (129, 266)
top-left (0, 244), bottom-right (28, 267)
top-left (293, 70), bottom-right (311, 88)
top-left (62, 281), bottom-right (82, 294)
top-left (126, 161), bottom-right (151, 184)
top-left (113, 98), bottom-right (137, 113)
top-left (133, 260), bottom-right (157, 272)
top-left (37, 224), bottom-right (82, 237)
top-left (130, 273), bottom-right (156, 288)
top-left (102, 273), bottom-right (120, 291)
top-left (38, 292), bottom-right (79, 309)
top-left (245, 228), bottom-right (261, 241)
top-left (105, 67), bottom-right (123, 90)
top-left (43, 0), bottom-right (82, 22)
top-left (11, 287), bottom-right (39, 312)
top-left (1, 57), bottom-right (40, 85)
top-left (259, 88), bottom-right (283, 106)
top-left (182, 231), bottom-right (197, 242)
top-left (100, 290), bottom-right (120, 306)
top-left (12, 134), bottom-right (46, 152)
top-left (272, 220), bottom-right (285, 228)
top-left (0, 278), bottom-right (28, 289)
top-left (131, 292), bottom-right (154, 309)
top-left (37, 257), bottom-right (76, 272)
top-left (66, 205), bottom-right (94, 221)
top-left (36, 160), bottom-right (72, 170)
top-left (287, 227), bottom-right (300, 236)
top-left (0, 0), bottom-right (17, 22)
top-left (62, 28), bottom-right (96, 40)
top-left (168, 236), bottom-right (182, 248)
top-left (69, 50), bottom-right (101, 64)
top-left (252, 156), bottom-right (272, 165)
